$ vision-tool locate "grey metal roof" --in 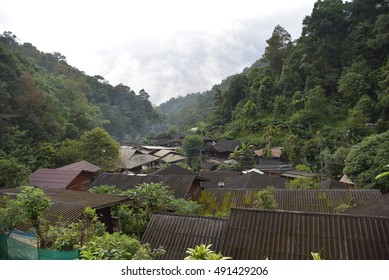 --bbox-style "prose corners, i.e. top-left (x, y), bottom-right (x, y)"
top-left (222, 208), bottom-right (389, 260)
top-left (198, 188), bottom-right (382, 216)
top-left (127, 154), bottom-right (160, 170)
top-left (161, 154), bottom-right (186, 163)
top-left (117, 147), bottom-right (138, 169)
top-left (56, 160), bottom-right (101, 173)
top-left (141, 213), bottom-right (227, 260)
top-left (224, 172), bottom-right (286, 189)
